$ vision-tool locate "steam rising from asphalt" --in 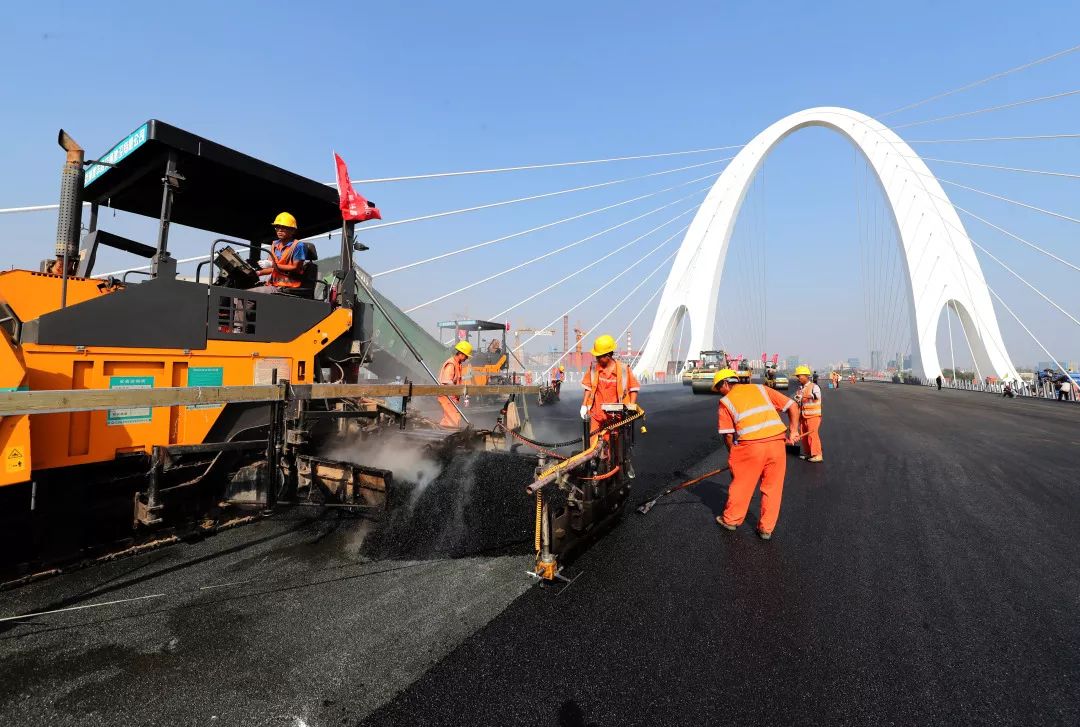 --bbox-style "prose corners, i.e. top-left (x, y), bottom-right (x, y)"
top-left (321, 437), bottom-right (443, 490)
